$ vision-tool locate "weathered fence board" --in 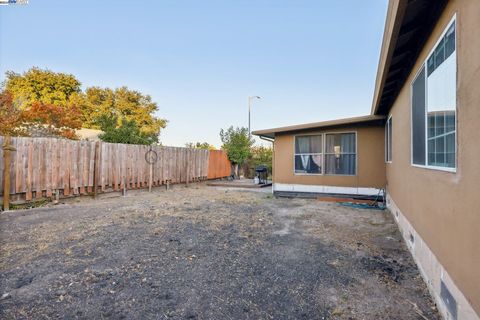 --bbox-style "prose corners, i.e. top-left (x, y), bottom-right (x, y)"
top-left (1, 137), bottom-right (230, 205)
